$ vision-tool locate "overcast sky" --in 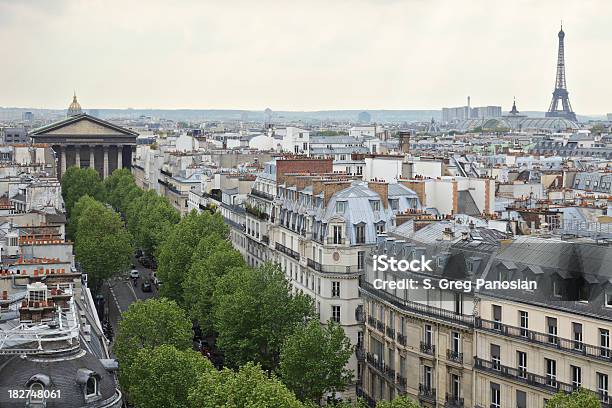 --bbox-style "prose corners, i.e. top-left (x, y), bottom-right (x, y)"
top-left (0, 0), bottom-right (610, 113)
